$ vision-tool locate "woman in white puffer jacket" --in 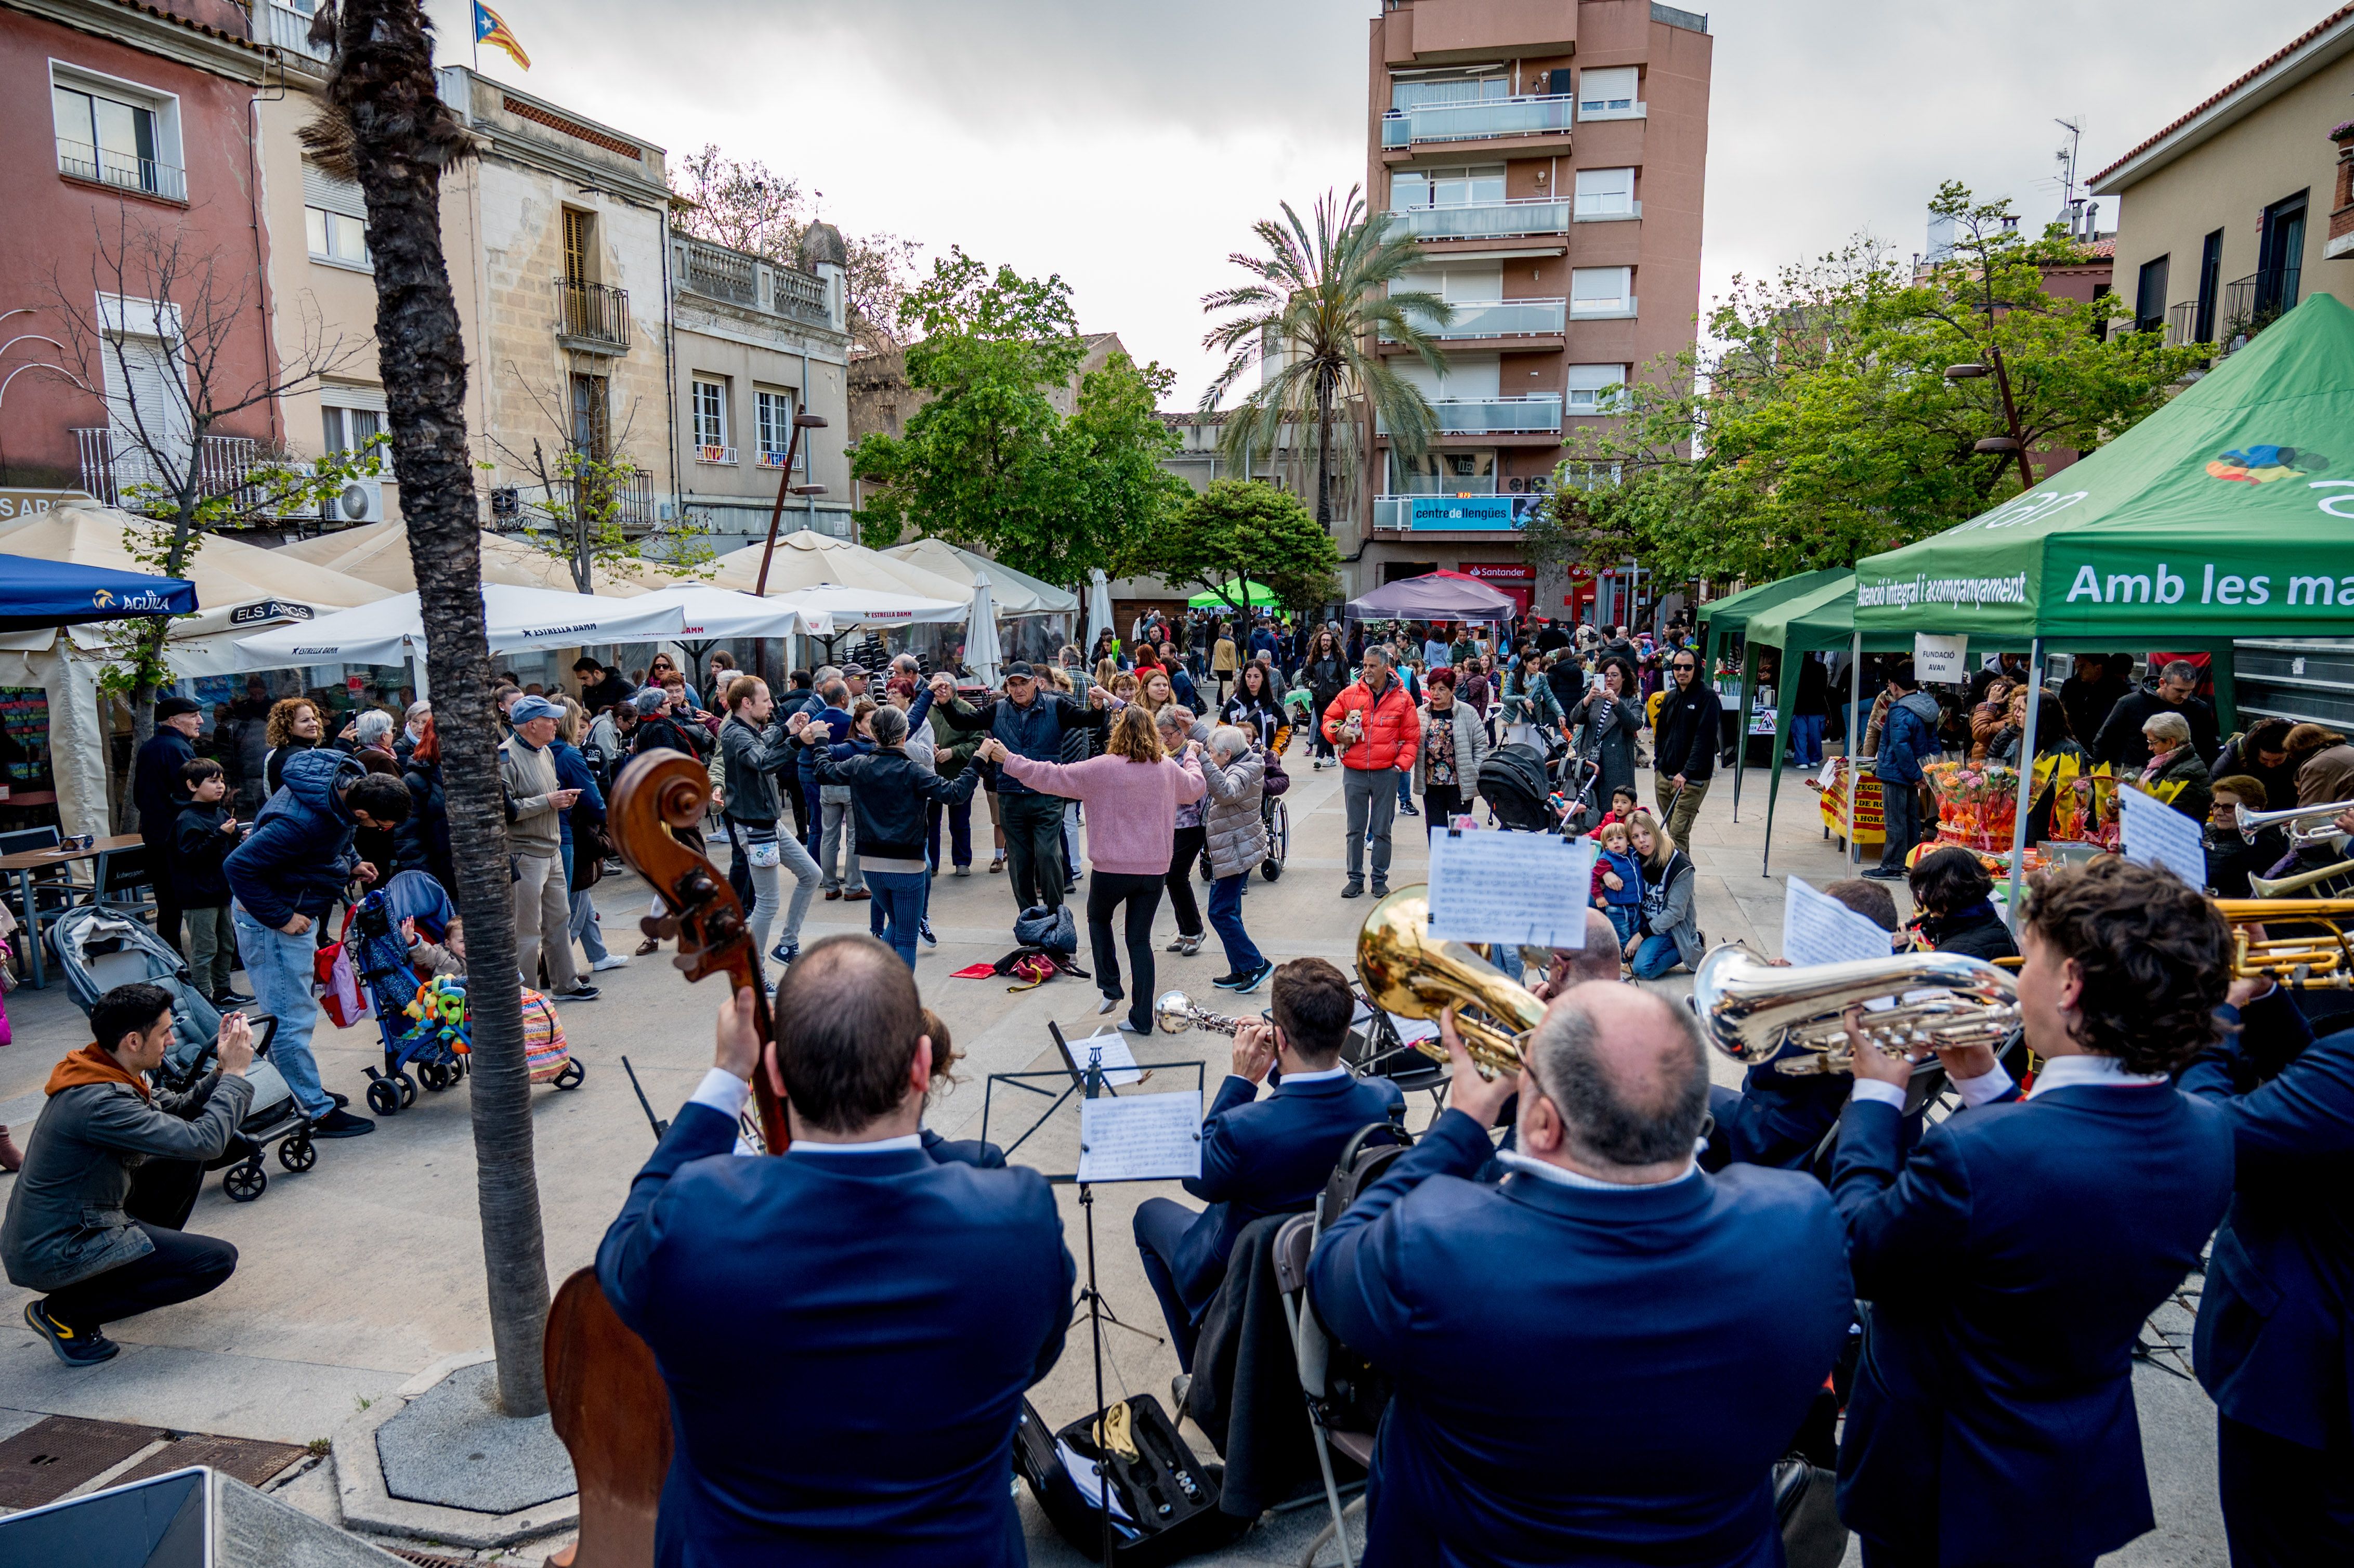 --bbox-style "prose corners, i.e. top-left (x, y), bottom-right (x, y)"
top-left (1198, 726), bottom-right (1271, 992)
